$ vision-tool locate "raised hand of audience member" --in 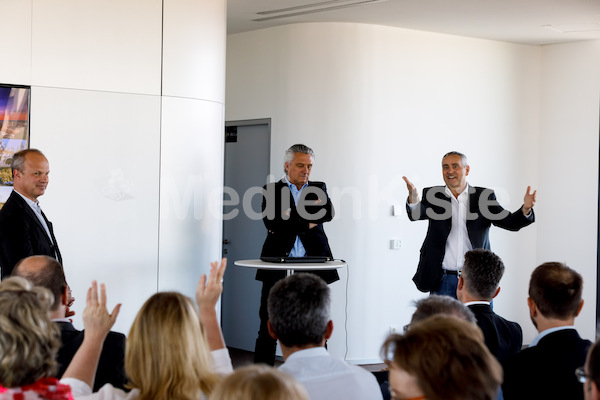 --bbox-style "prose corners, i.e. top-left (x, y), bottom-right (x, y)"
top-left (196, 258), bottom-right (227, 351)
top-left (62, 281), bottom-right (121, 389)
